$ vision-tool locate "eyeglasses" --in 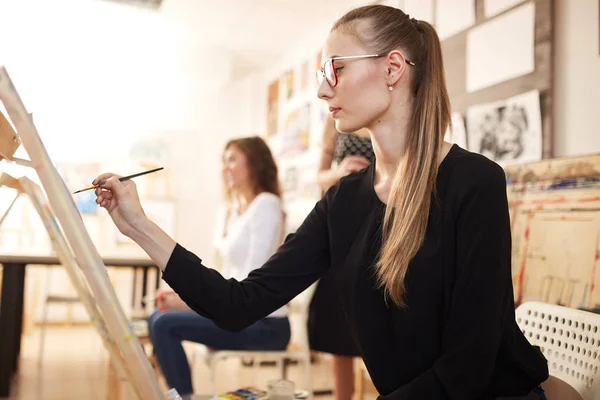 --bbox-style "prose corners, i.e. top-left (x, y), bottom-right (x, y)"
top-left (316, 53), bottom-right (416, 88)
